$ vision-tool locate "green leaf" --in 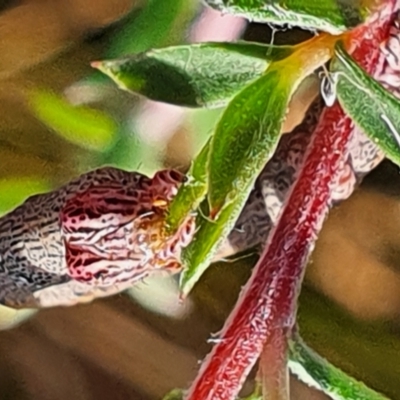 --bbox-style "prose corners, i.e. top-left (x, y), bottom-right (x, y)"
top-left (93, 42), bottom-right (293, 108)
top-left (180, 66), bottom-right (299, 295)
top-left (28, 89), bottom-right (117, 152)
top-left (0, 307), bottom-right (37, 331)
top-left (205, 0), bottom-right (363, 34)
top-left (331, 42), bottom-right (400, 166)
top-left (165, 139), bottom-right (210, 233)
top-left (86, 0), bottom-right (195, 85)
top-left (161, 384), bottom-right (262, 399)
top-left (161, 387), bottom-right (262, 400)
top-left (207, 67), bottom-right (294, 215)
top-left (289, 335), bottom-right (389, 400)
top-left (161, 389), bottom-right (184, 400)
top-left (240, 383), bottom-right (262, 400)
top-left (179, 34), bottom-right (334, 294)
top-left (0, 177), bottom-right (51, 215)
top-left (299, 287), bottom-right (400, 398)
top-left (180, 199), bottom-right (239, 293)
top-left (107, 0), bottom-right (193, 58)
